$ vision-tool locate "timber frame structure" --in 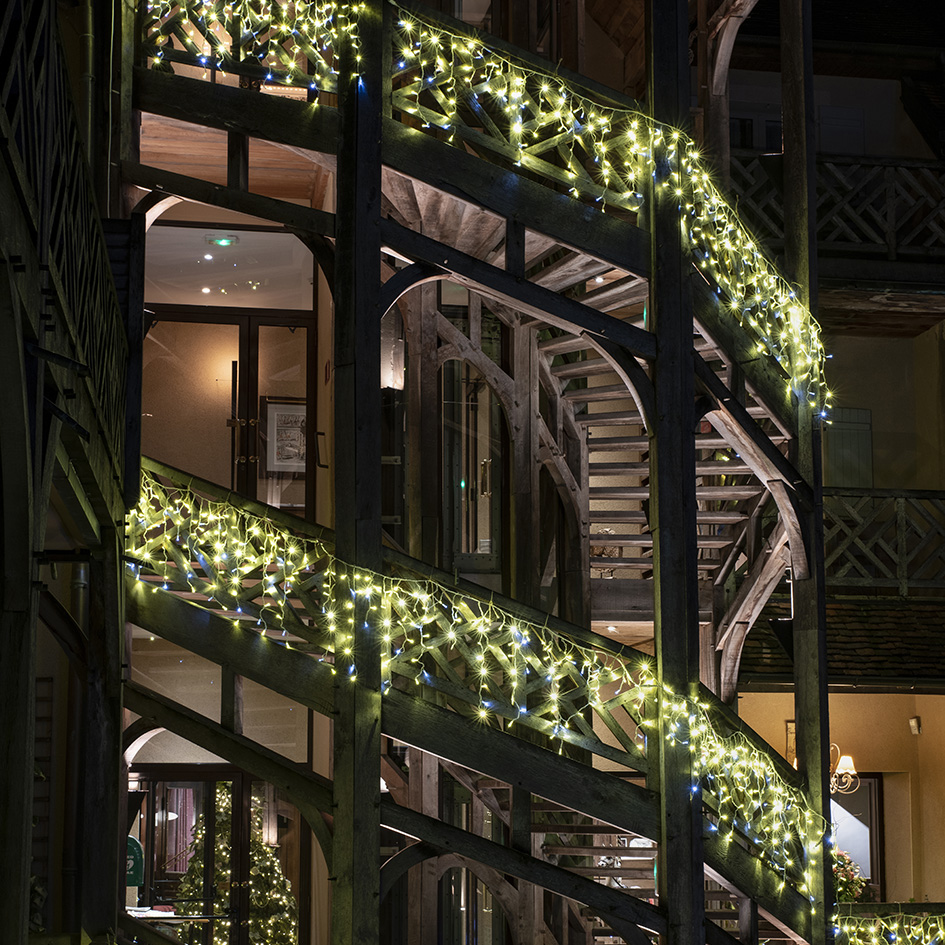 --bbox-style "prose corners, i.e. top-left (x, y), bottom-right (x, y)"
top-left (1, 1), bottom-right (842, 944)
